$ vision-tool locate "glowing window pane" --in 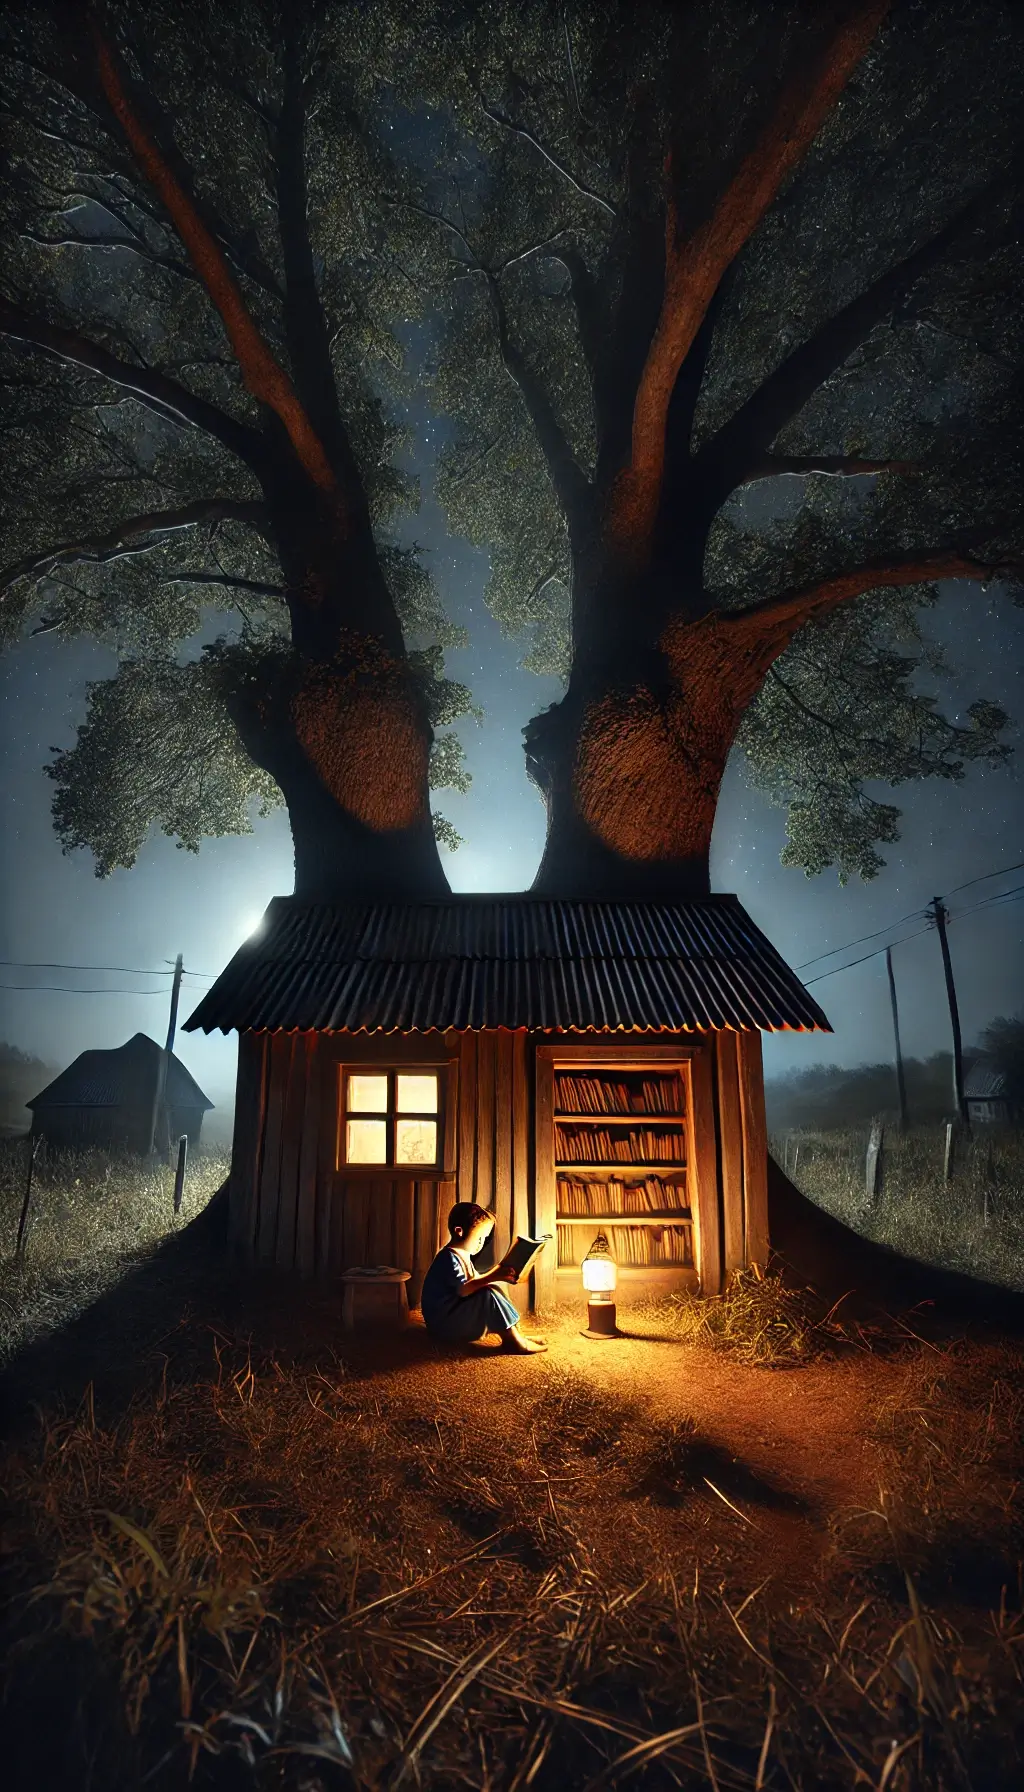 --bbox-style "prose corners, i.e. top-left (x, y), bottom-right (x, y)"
top-left (347, 1074), bottom-right (388, 1113)
top-left (396, 1073), bottom-right (438, 1114)
top-left (395, 1119), bottom-right (437, 1165)
top-left (346, 1119), bottom-right (387, 1163)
